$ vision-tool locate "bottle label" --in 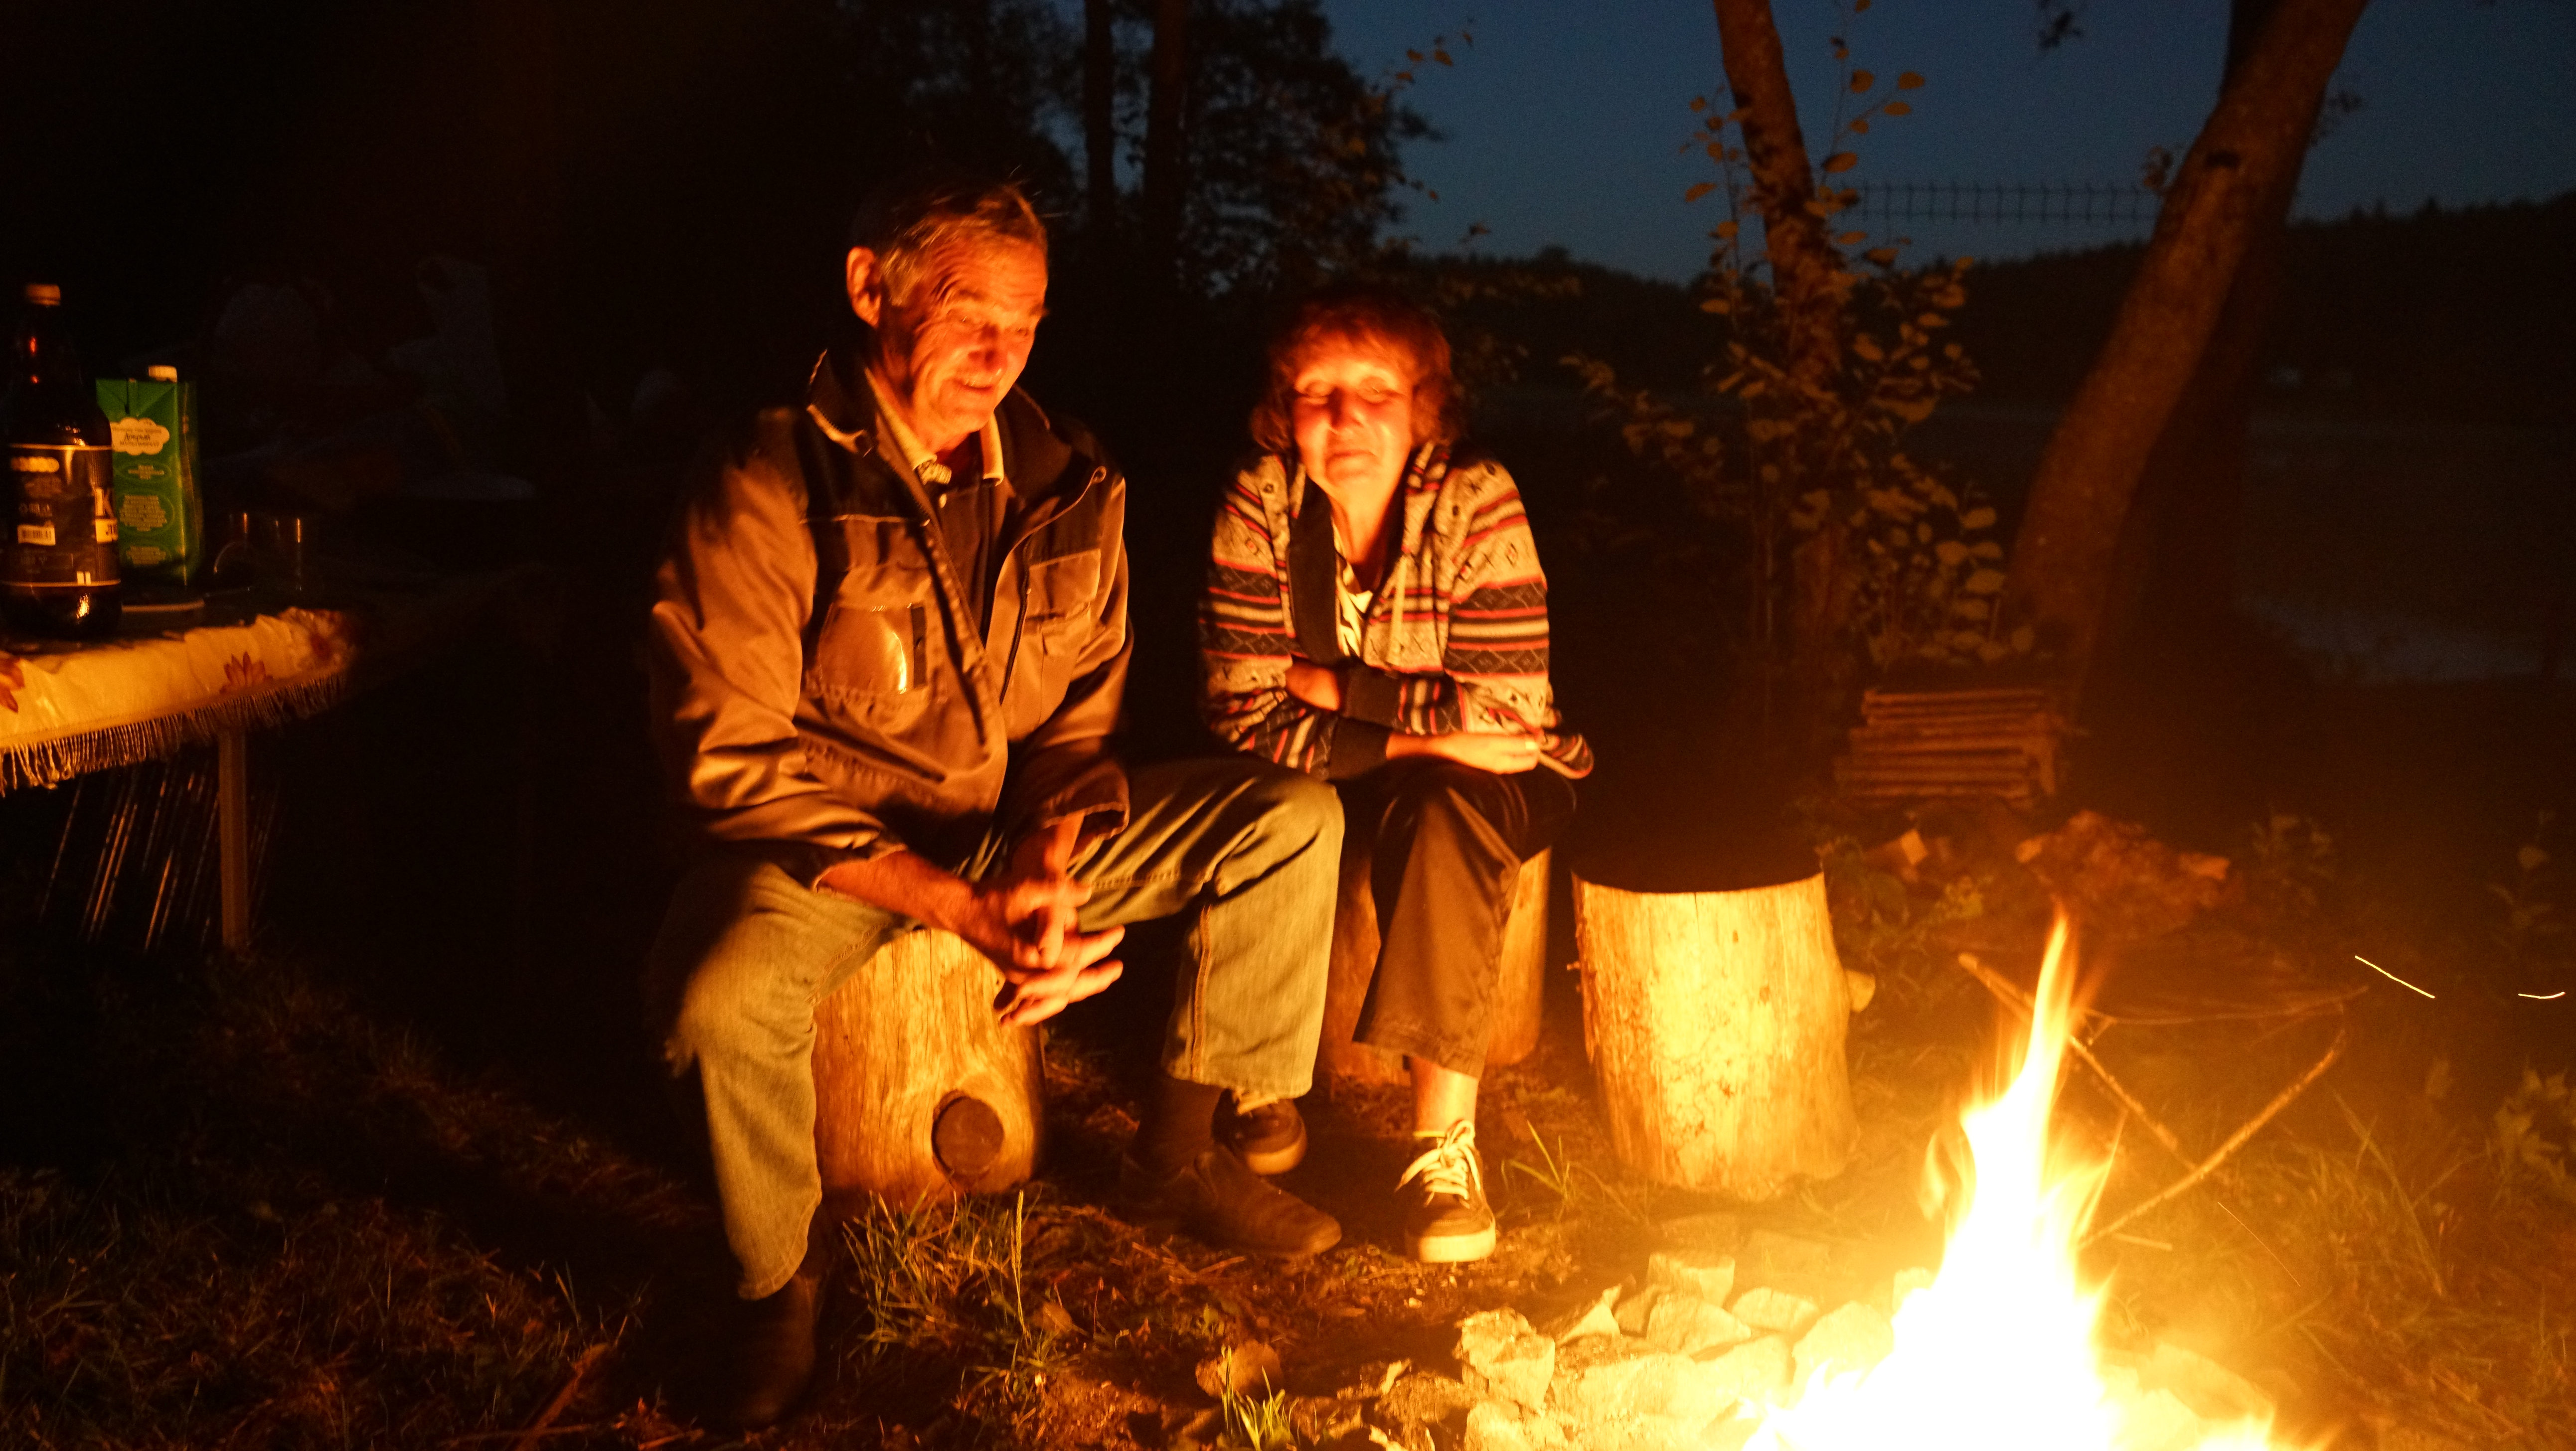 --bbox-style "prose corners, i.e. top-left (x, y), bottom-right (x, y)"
top-left (4, 443), bottom-right (121, 590)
